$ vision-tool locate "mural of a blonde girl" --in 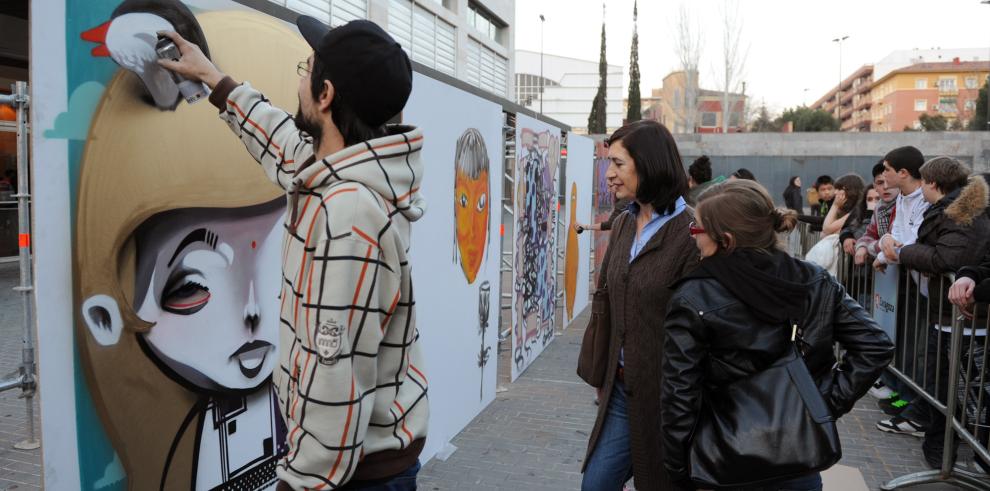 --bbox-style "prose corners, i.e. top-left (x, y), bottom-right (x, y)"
top-left (74, 10), bottom-right (308, 490)
top-left (452, 128), bottom-right (491, 285)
